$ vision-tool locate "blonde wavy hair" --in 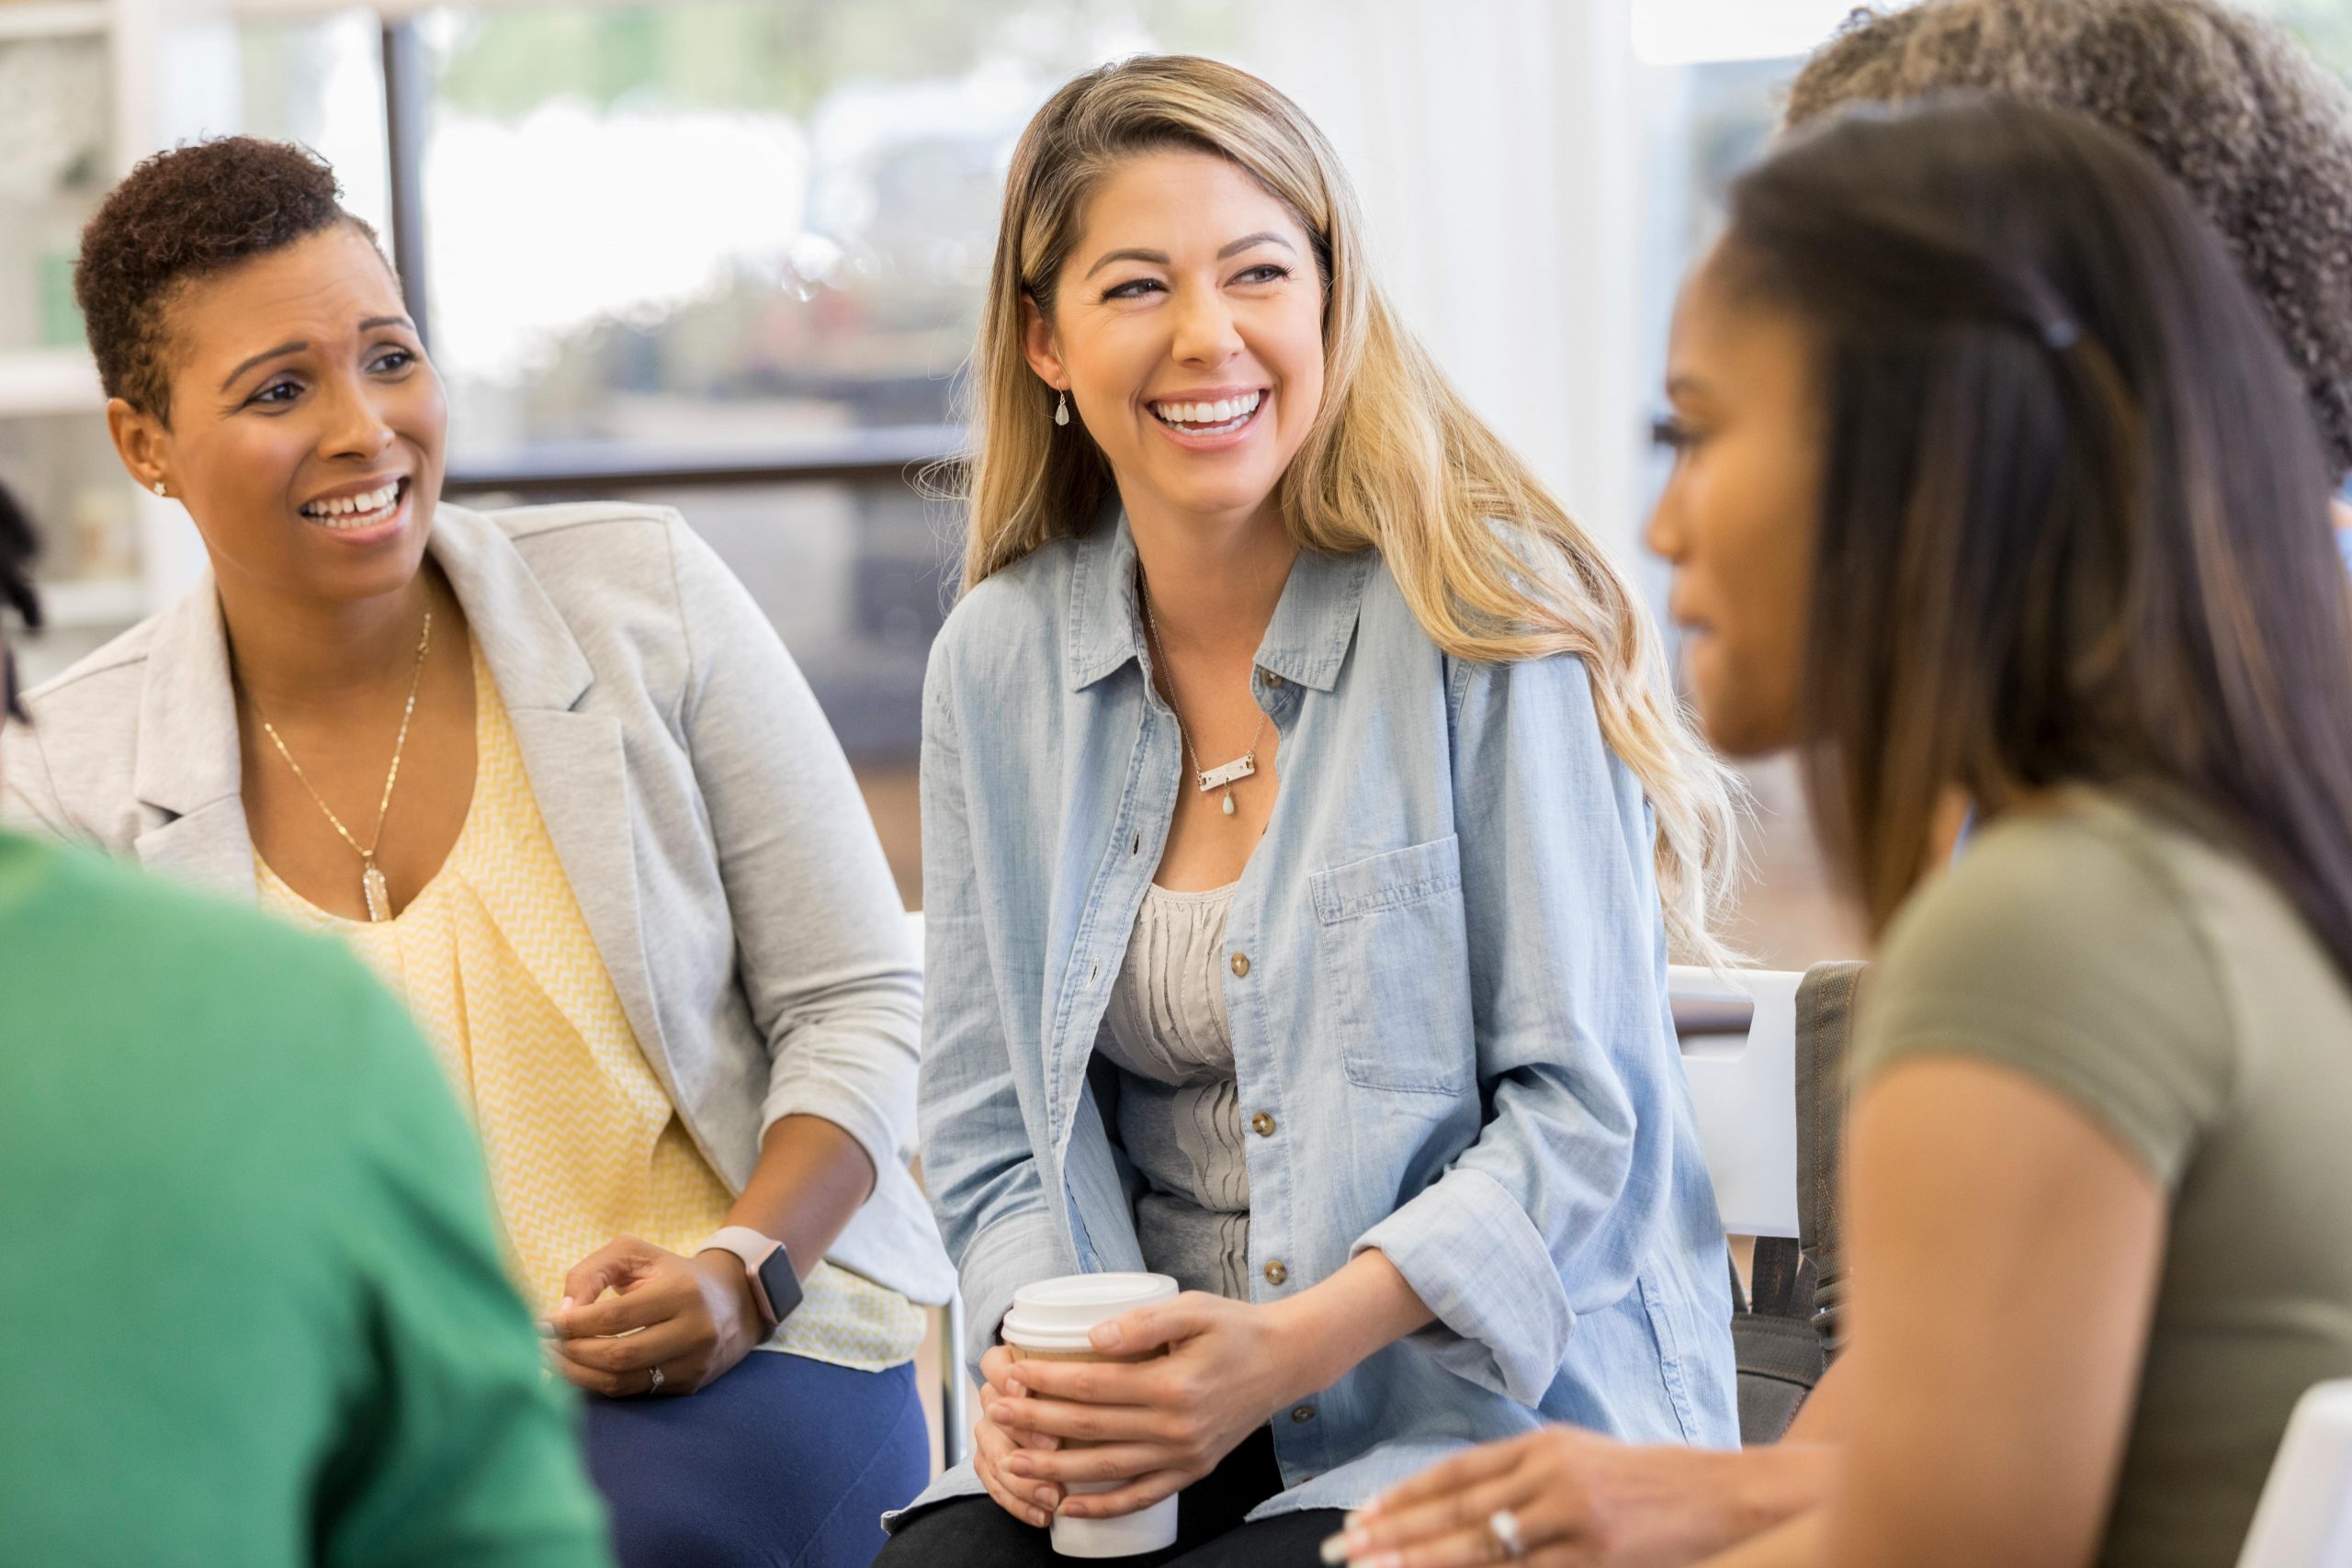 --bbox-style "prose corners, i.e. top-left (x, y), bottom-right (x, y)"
top-left (962, 54), bottom-right (1741, 962)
